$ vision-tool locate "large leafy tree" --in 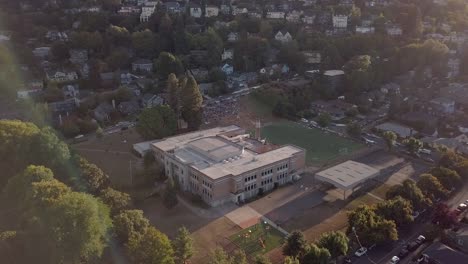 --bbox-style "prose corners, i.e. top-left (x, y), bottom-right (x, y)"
top-left (208, 248), bottom-right (231, 264)
top-left (347, 205), bottom-right (398, 245)
top-left (167, 73), bottom-right (180, 114)
top-left (132, 30), bottom-right (158, 57)
top-left (76, 156), bottom-right (110, 194)
top-left (155, 52), bottom-right (184, 79)
top-left (382, 131), bottom-right (397, 151)
top-left (114, 209), bottom-right (150, 243)
top-left (283, 256), bottom-right (300, 264)
top-left (254, 255), bottom-right (272, 264)
top-left (430, 167), bottom-right (461, 191)
top-left (283, 230), bottom-right (307, 258)
top-left (137, 105), bottom-right (178, 140)
top-left (127, 226), bottom-right (175, 264)
top-left (386, 179), bottom-right (428, 210)
top-left (173, 226), bottom-right (194, 264)
top-left (375, 196), bottom-right (414, 227)
top-left (99, 187), bottom-right (131, 215)
top-left (301, 244), bottom-right (331, 264)
top-left (432, 203), bottom-right (458, 229)
top-left (343, 55), bottom-right (373, 95)
top-left (417, 174), bottom-right (449, 202)
top-left (163, 178), bottom-right (178, 209)
top-left (403, 137), bottom-right (423, 154)
top-left (40, 192), bottom-right (112, 263)
top-left (180, 76), bottom-right (203, 130)
top-left (317, 231), bottom-right (349, 260)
